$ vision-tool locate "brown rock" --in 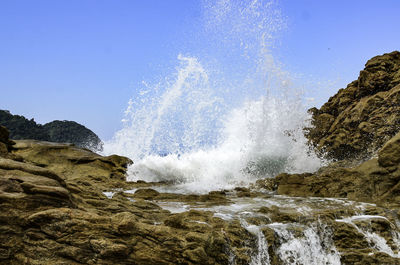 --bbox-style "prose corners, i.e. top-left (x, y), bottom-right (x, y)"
top-left (378, 131), bottom-right (400, 168)
top-left (272, 131), bottom-right (400, 204)
top-left (0, 139), bottom-right (258, 265)
top-left (133, 188), bottom-right (160, 200)
top-left (306, 51), bottom-right (400, 160)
